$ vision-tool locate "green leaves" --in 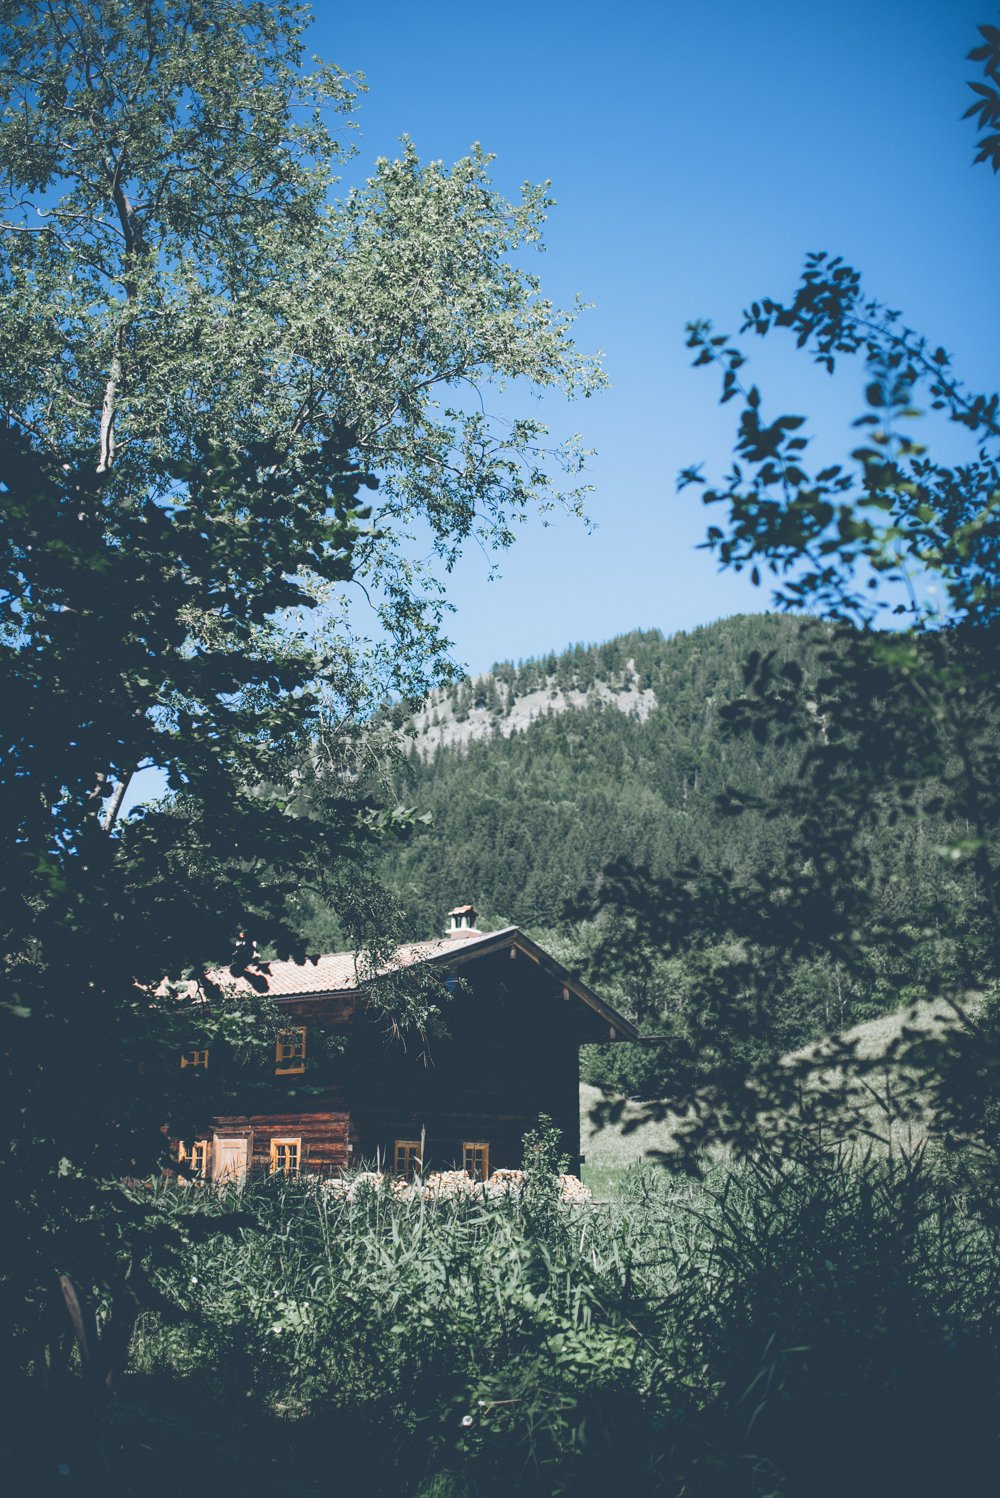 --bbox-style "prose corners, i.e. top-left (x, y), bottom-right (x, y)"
top-left (966, 21), bottom-right (1000, 171)
top-left (683, 258), bottom-right (1000, 630)
top-left (0, 3), bottom-right (601, 692)
top-left (0, 6), bottom-right (604, 1433)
